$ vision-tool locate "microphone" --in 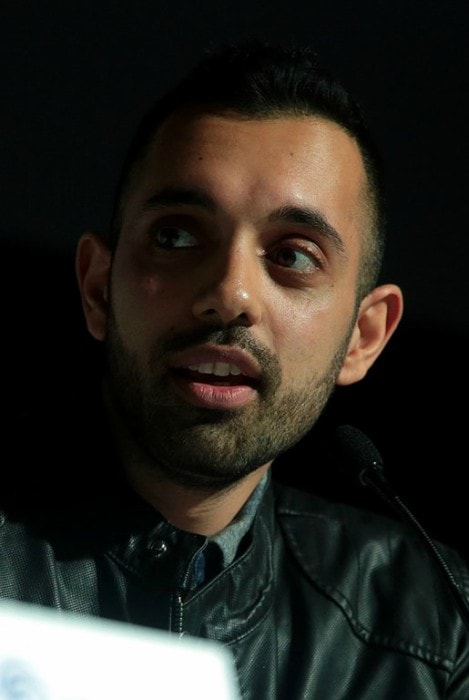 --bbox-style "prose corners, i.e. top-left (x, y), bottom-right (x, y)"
top-left (334, 424), bottom-right (469, 629)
